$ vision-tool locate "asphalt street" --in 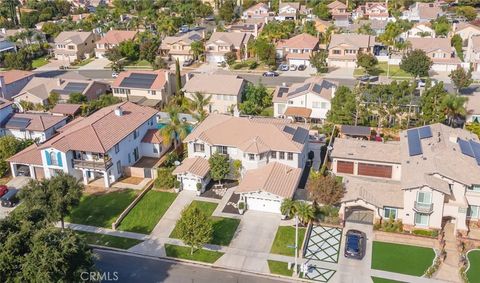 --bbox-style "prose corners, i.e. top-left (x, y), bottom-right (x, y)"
top-left (94, 249), bottom-right (295, 283)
